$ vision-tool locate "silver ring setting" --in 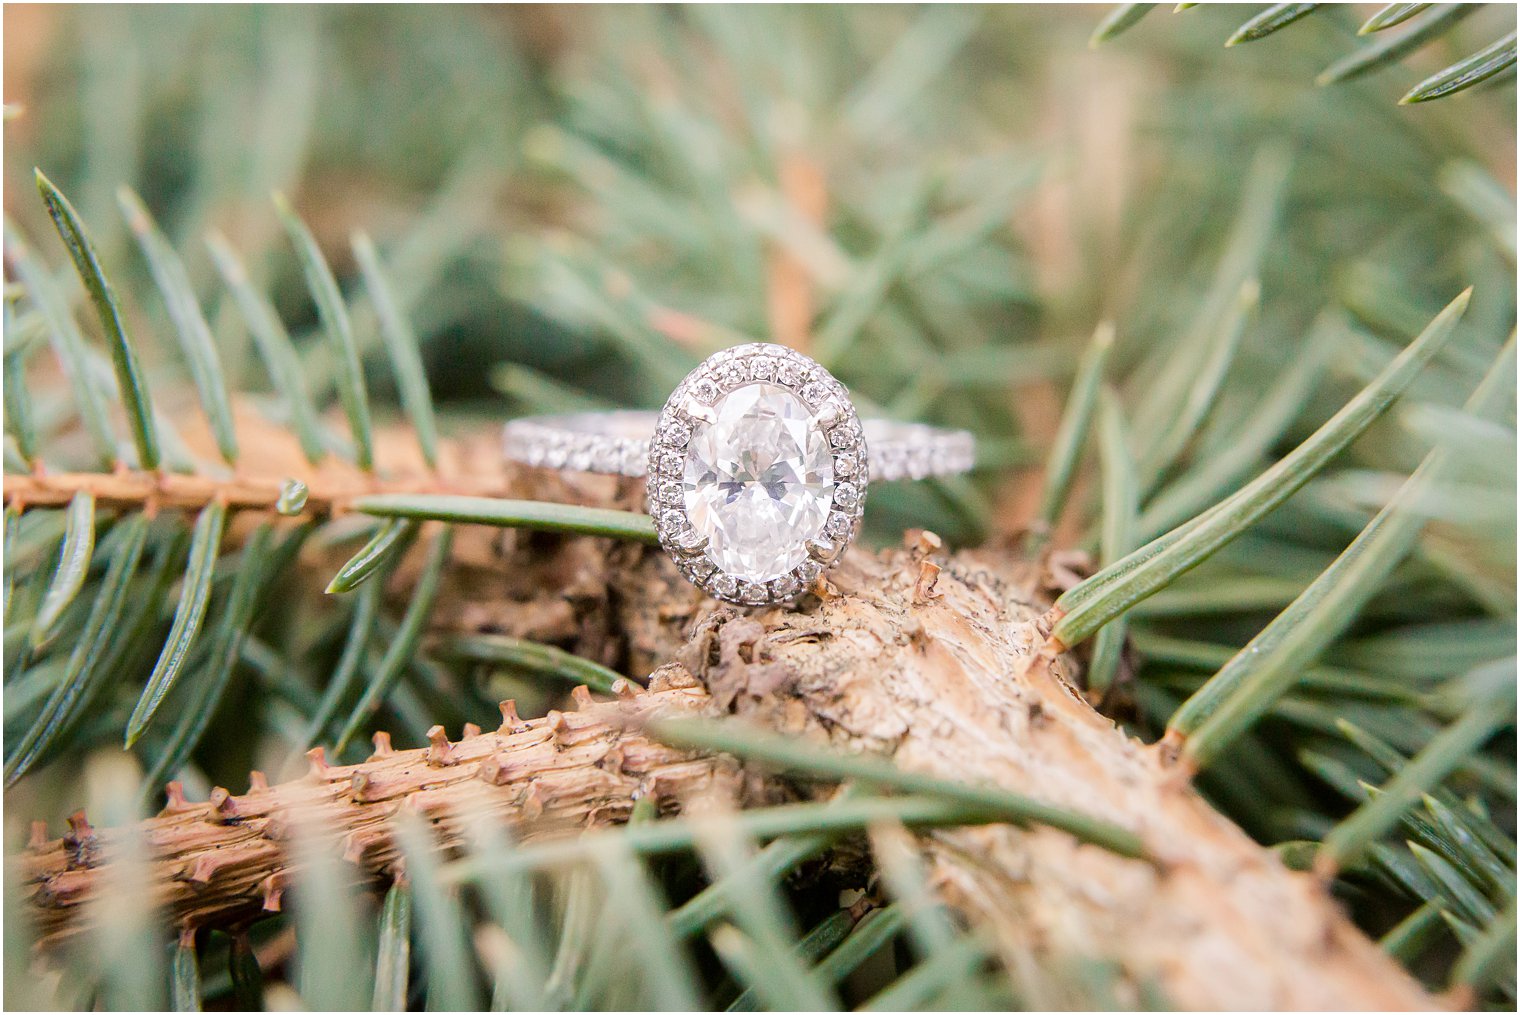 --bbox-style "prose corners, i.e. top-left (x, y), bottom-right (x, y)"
top-left (648, 344), bottom-right (865, 605)
top-left (504, 343), bottom-right (974, 605)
